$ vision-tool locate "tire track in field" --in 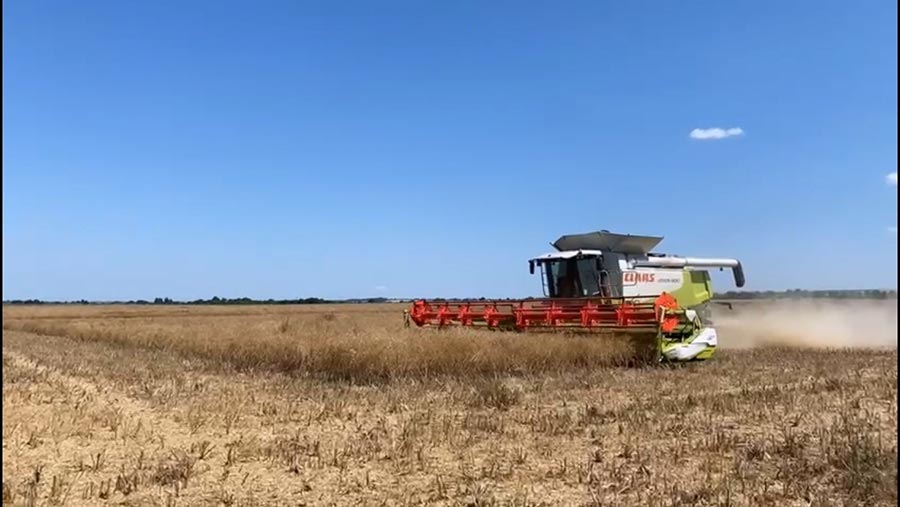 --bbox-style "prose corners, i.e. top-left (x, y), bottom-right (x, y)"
top-left (1, 333), bottom-right (383, 504)
top-left (1, 347), bottom-right (228, 450)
